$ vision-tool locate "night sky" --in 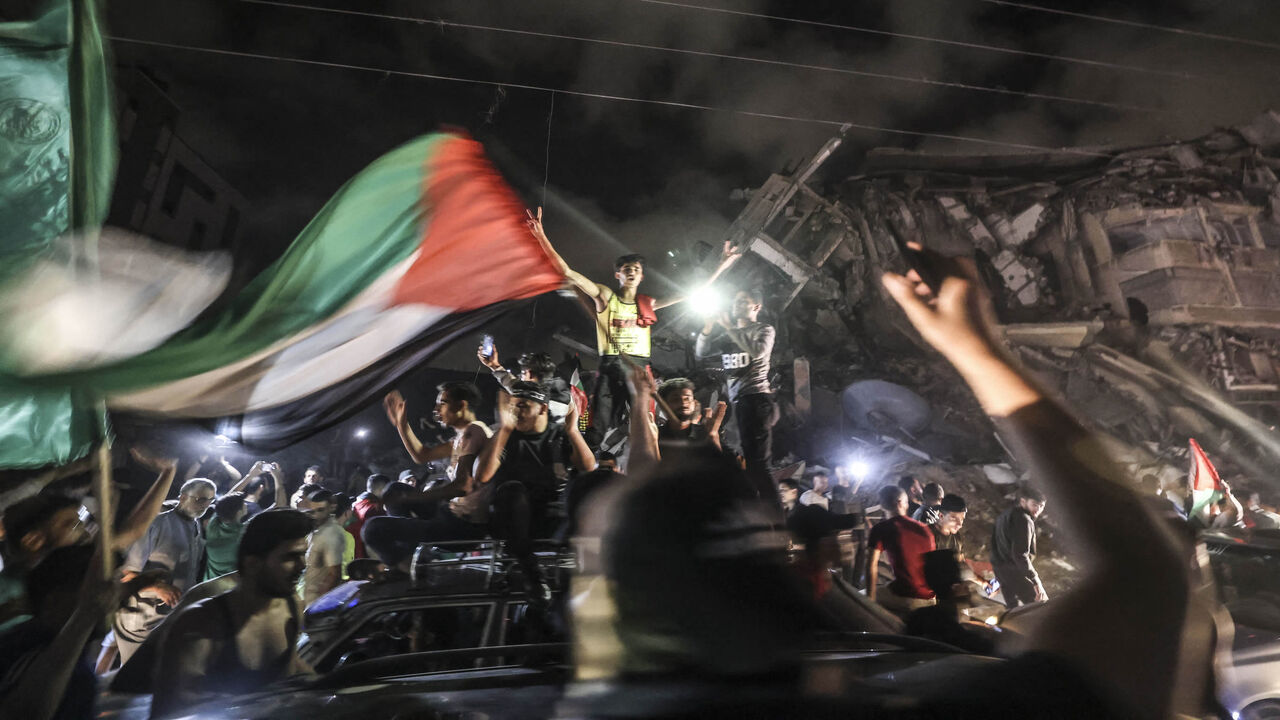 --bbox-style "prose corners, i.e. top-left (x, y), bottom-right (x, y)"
top-left (107, 0), bottom-right (1280, 283)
